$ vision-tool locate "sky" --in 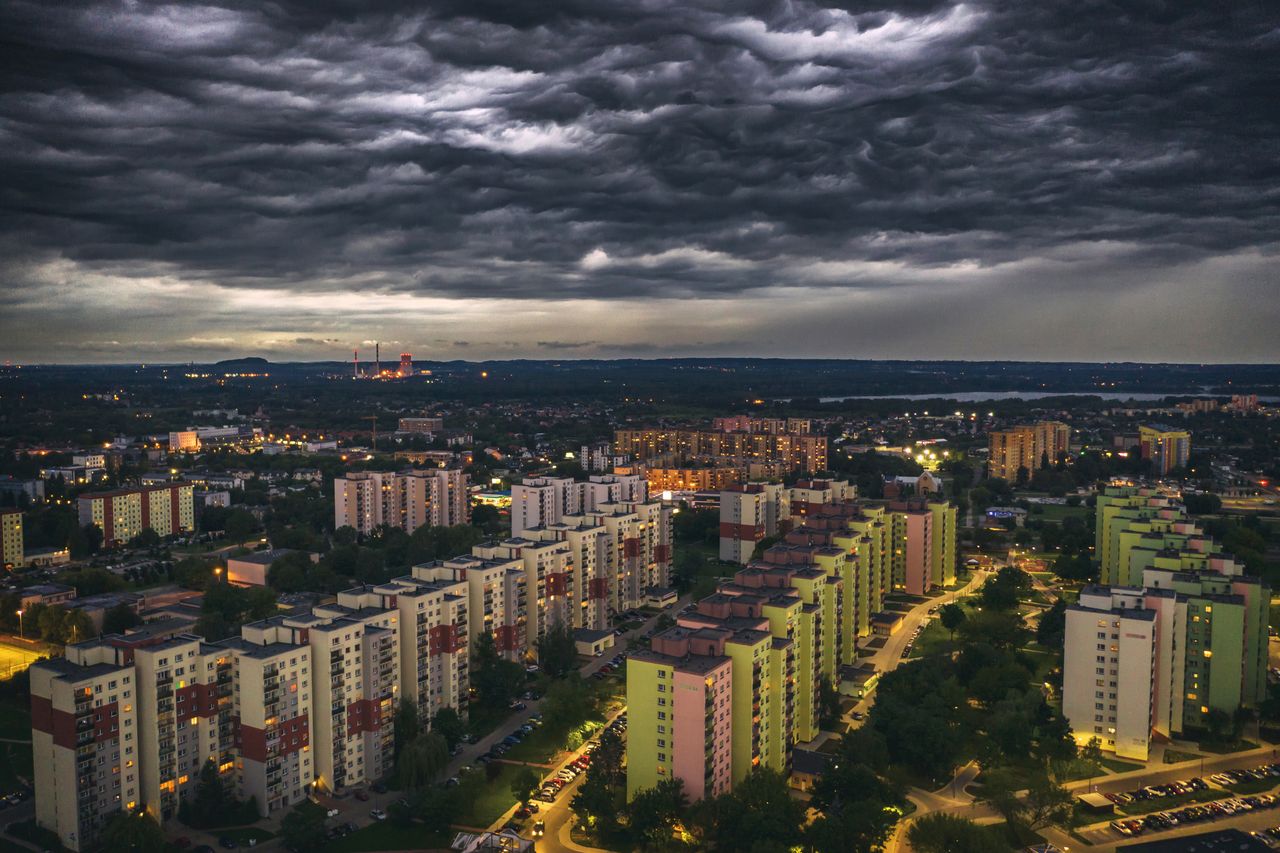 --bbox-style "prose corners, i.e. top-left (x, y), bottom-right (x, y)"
top-left (1, 0), bottom-right (1278, 364)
